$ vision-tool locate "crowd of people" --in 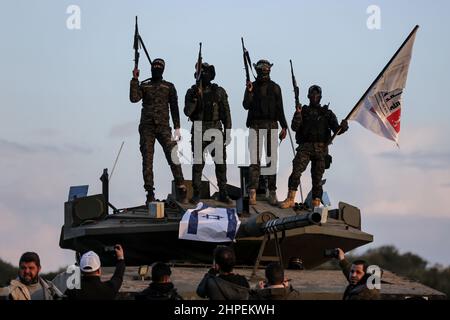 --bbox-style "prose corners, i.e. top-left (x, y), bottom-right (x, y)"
top-left (0, 245), bottom-right (379, 301)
